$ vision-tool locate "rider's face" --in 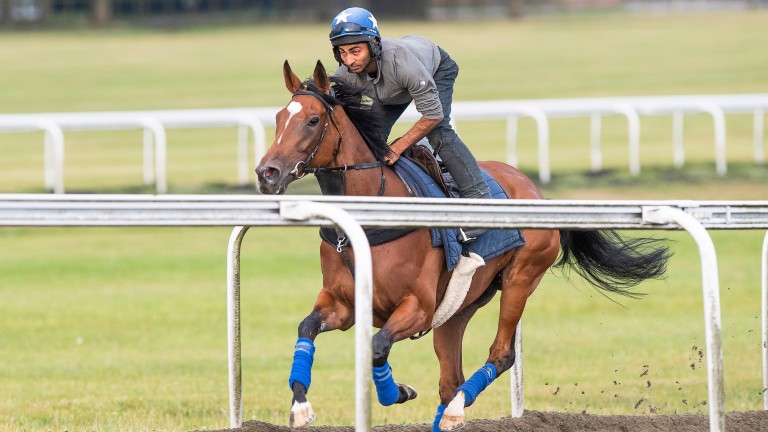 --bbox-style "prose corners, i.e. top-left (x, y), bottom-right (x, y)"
top-left (337, 43), bottom-right (373, 74)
